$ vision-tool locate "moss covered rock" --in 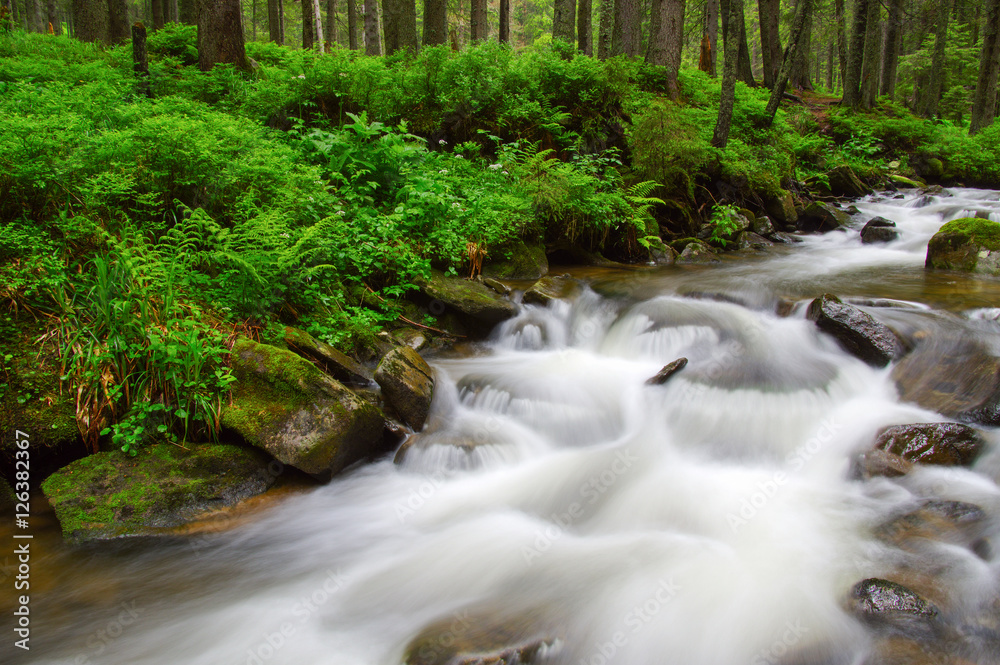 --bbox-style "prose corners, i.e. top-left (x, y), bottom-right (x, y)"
top-left (799, 202), bottom-right (851, 233)
top-left (925, 218), bottom-right (1000, 275)
top-left (41, 443), bottom-right (277, 543)
top-left (765, 190), bottom-right (799, 227)
top-left (375, 346), bottom-right (434, 431)
top-left (283, 326), bottom-right (373, 385)
top-left (481, 240), bottom-right (549, 281)
top-left (523, 275), bottom-right (580, 306)
top-left (221, 339), bottom-right (384, 479)
top-left (419, 270), bottom-right (518, 335)
top-left (0, 314), bottom-right (83, 484)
